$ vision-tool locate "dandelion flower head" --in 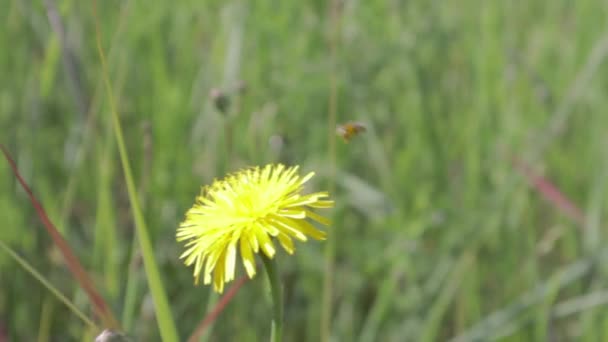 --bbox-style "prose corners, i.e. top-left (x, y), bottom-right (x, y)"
top-left (177, 164), bottom-right (333, 292)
